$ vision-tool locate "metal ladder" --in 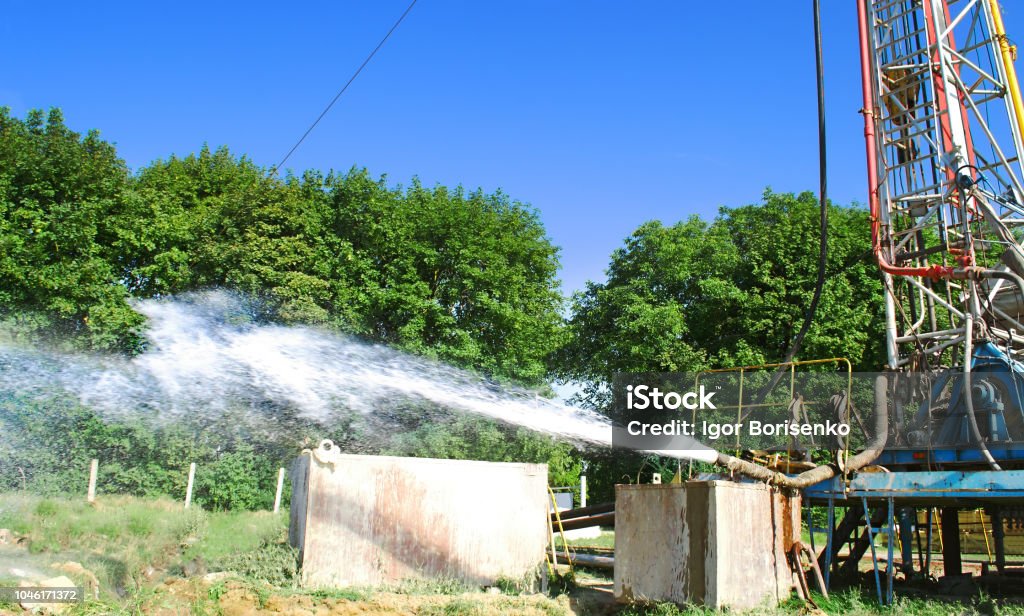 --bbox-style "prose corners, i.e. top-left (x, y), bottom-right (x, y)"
top-left (859, 497), bottom-right (896, 606)
top-left (812, 497), bottom-right (896, 605)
